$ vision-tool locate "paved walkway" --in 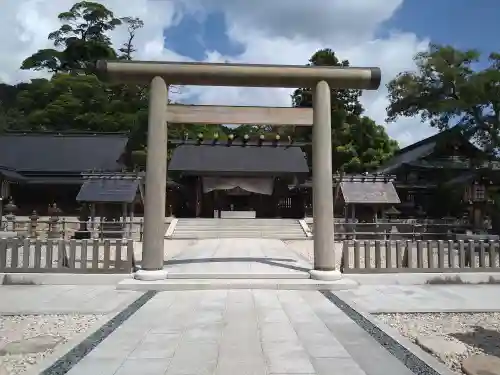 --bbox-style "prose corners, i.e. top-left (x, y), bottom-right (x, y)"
top-left (66, 290), bottom-right (413, 375)
top-left (0, 285), bottom-right (141, 315)
top-left (335, 285), bottom-right (500, 312)
top-left (163, 239), bottom-right (311, 278)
